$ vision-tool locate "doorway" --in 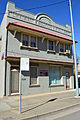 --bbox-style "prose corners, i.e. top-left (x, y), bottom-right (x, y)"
top-left (11, 68), bottom-right (19, 93)
top-left (66, 72), bottom-right (70, 89)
